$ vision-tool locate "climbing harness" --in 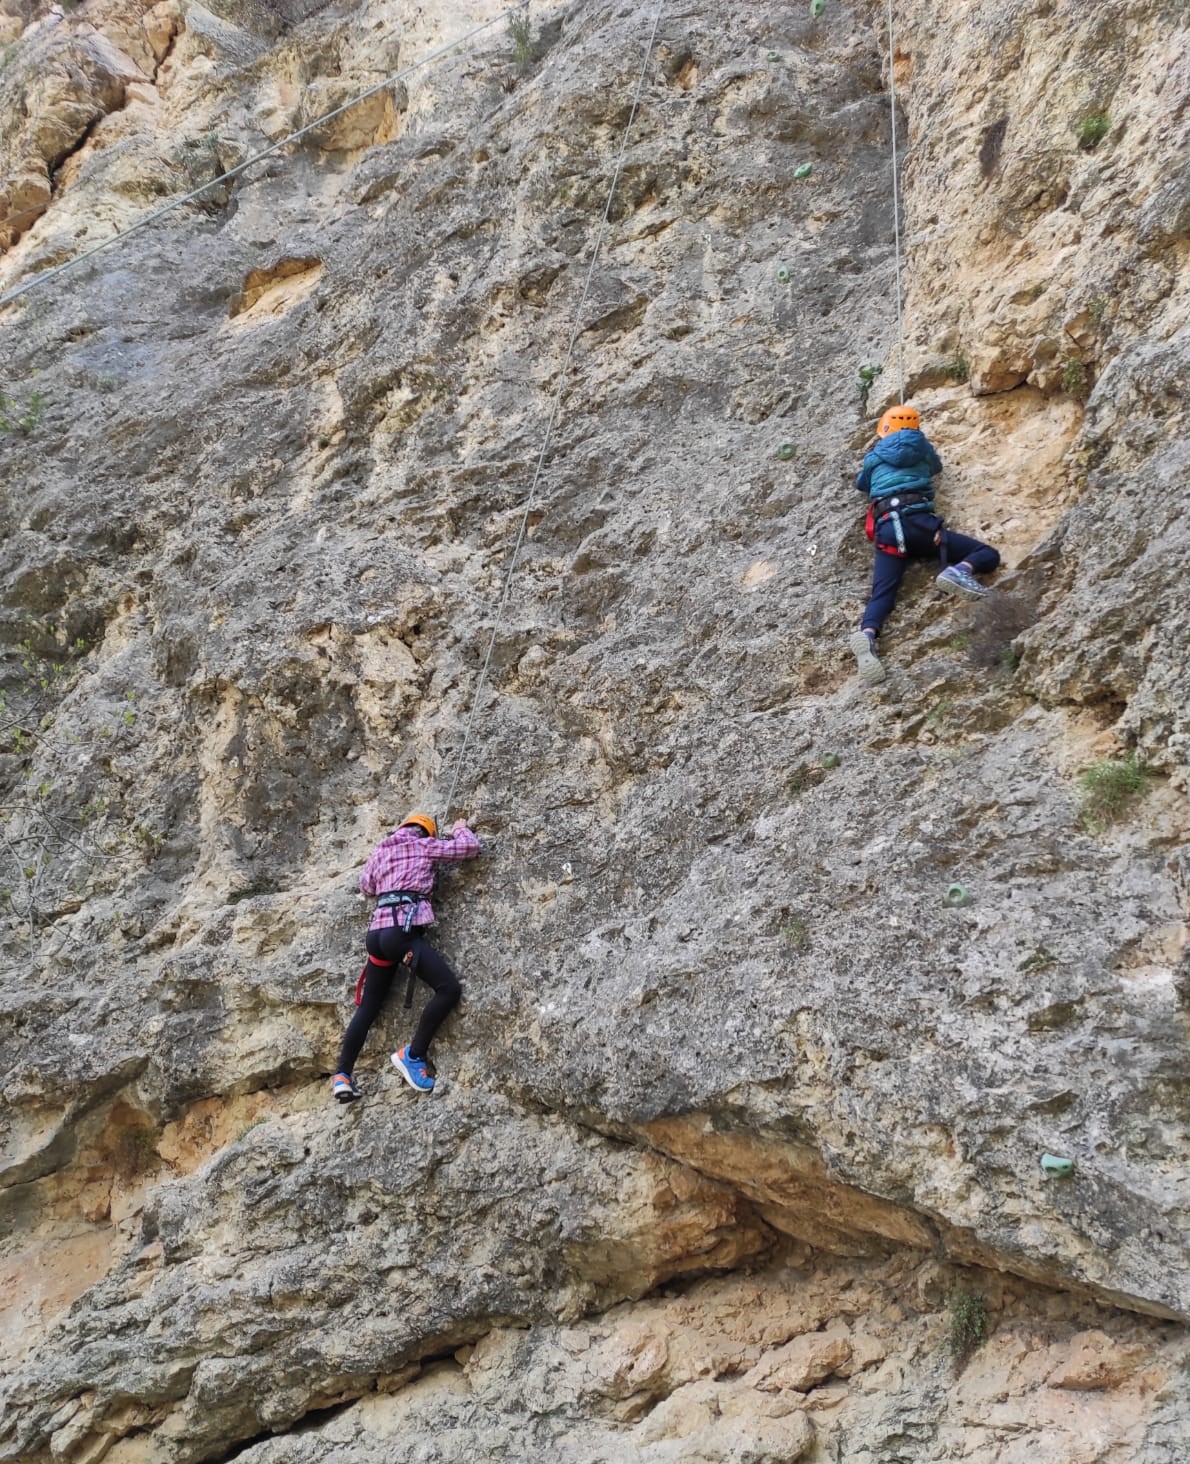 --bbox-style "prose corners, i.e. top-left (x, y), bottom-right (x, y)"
top-left (375, 888), bottom-right (427, 1006)
top-left (376, 888), bottom-right (424, 932)
top-left (439, 0), bottom-right (666, 826)
top-left (0, 1), bottom-right (530, 310)
top-left (868, 491), bottom-right (936, 556)
top-left (867, 498), bottom-right (950, 567)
